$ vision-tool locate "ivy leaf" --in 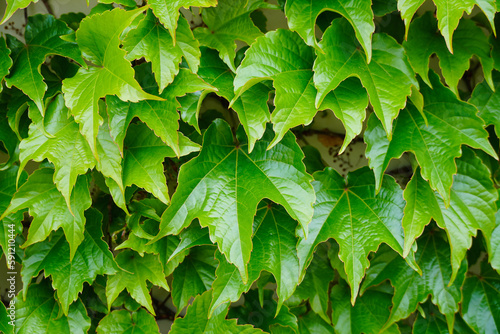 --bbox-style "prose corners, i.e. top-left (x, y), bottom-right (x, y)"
top-left (398, 0), bottom-right (496, 52)
top-left (170, 290), bottom-right (265, 334)
top-left (106, 249), bottom-right (170, 315)
top-left (153, 119), bottom-right (315, 283)
top-left (404, 13), bottom-right (494, 96)
top-left (148, 0), bottom-right (217, 41)
top-left (62, 7), bottom-right (162, 155)
top-left (285, 0), bottom-right (374, 61)
top-left (194, 0), bottom-right (265, 71)
top-left (1, 0), bottom-right (37, 24)
top-left (172, 245), bottom-right (217, 313)
top-left (0, 36), bottom-right (12, 92)
top-left (0, 168), bottom-right (91, 260)
top-left (470, 70), bottom-right (500, 137)
top-left (298, 312), bottom-right (335, 334)
top-left (0, 300), bottom-right (13, 334)
top-left (364, 71), bottom-right (497, 204)
top-left (21, 209), bottom-right (118, 315)
top-left (210, 203), bottom-right (301, 315)
top-left (5, 14), bottom-right (85, 113)
top-left (413, 302), bottom-right (475, 334)
top-left (19, 94), bottom-right (95, 209)
top-left (462, 263), bottom-right (500, 334)
top-left (15, 280), bottom-right (91, 334)
top-left (123, 10), bottom-right (200, 93)
top-left (314, 18), bottom-right (418, 138)
top-left (169, 220), bottom-right (212, 259)
top-left (96, 309), bottom-right (161, 334)
top-left (233, 29), bottom-right (318, 148)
